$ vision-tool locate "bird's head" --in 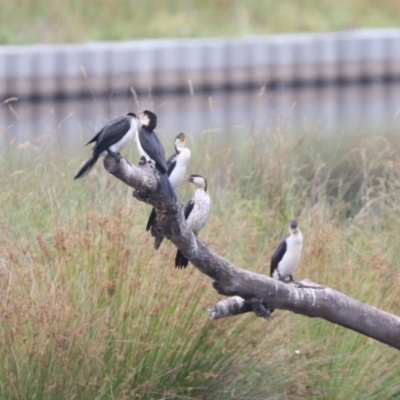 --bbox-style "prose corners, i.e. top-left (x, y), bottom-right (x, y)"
top-left (140, 110), bottom-right (157, 131)
top-left (188, 174), bottom-right (207, 191)
top-left (289, 219), bottom-right (299, 234)
top-left (175, 133), bottom-right (186, 151)
top-left (127, 112), bottom-right (141, 127)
